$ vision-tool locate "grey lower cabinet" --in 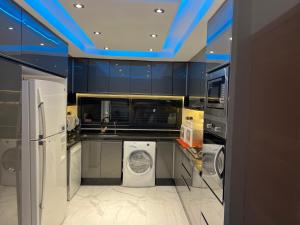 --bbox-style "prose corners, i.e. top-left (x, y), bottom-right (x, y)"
top-left (81, 140), bottom-right (122, 184)
top-left (100, 141), bottom-right (122, 178)
top-left (156, 141), bottom-right (174, 184)
top-left (81, 141), bottom-right (101, 178)
top-left (174, 143), bottom-right (203, 225)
